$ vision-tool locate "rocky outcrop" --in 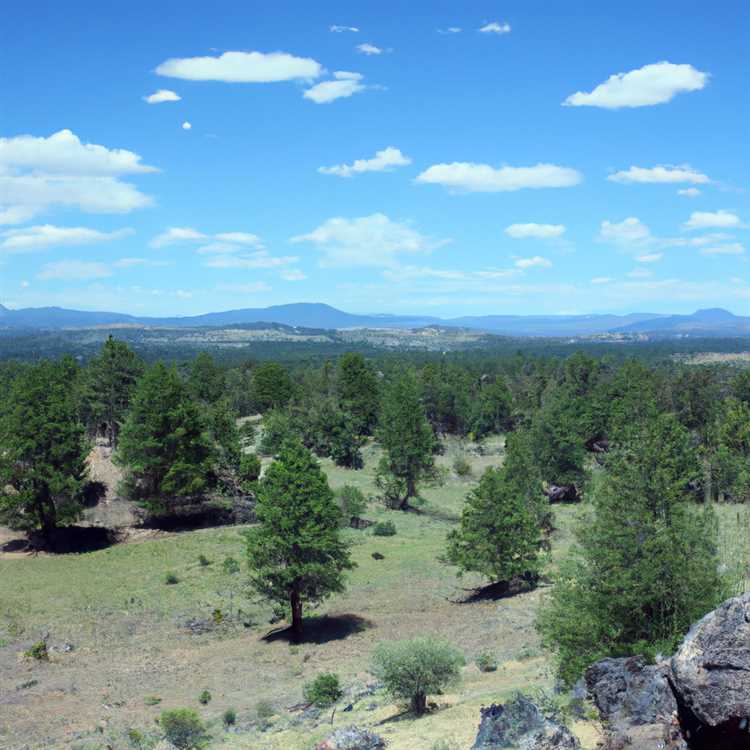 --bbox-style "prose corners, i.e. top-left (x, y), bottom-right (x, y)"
top-left (471, 694), bottom-right (579, 749)
top-left (671, 593), bottom-right (750, 728)
top-left (315, 725), bottom-right (386, 750)
top-left (586, 592), bottom-right (750, 749)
